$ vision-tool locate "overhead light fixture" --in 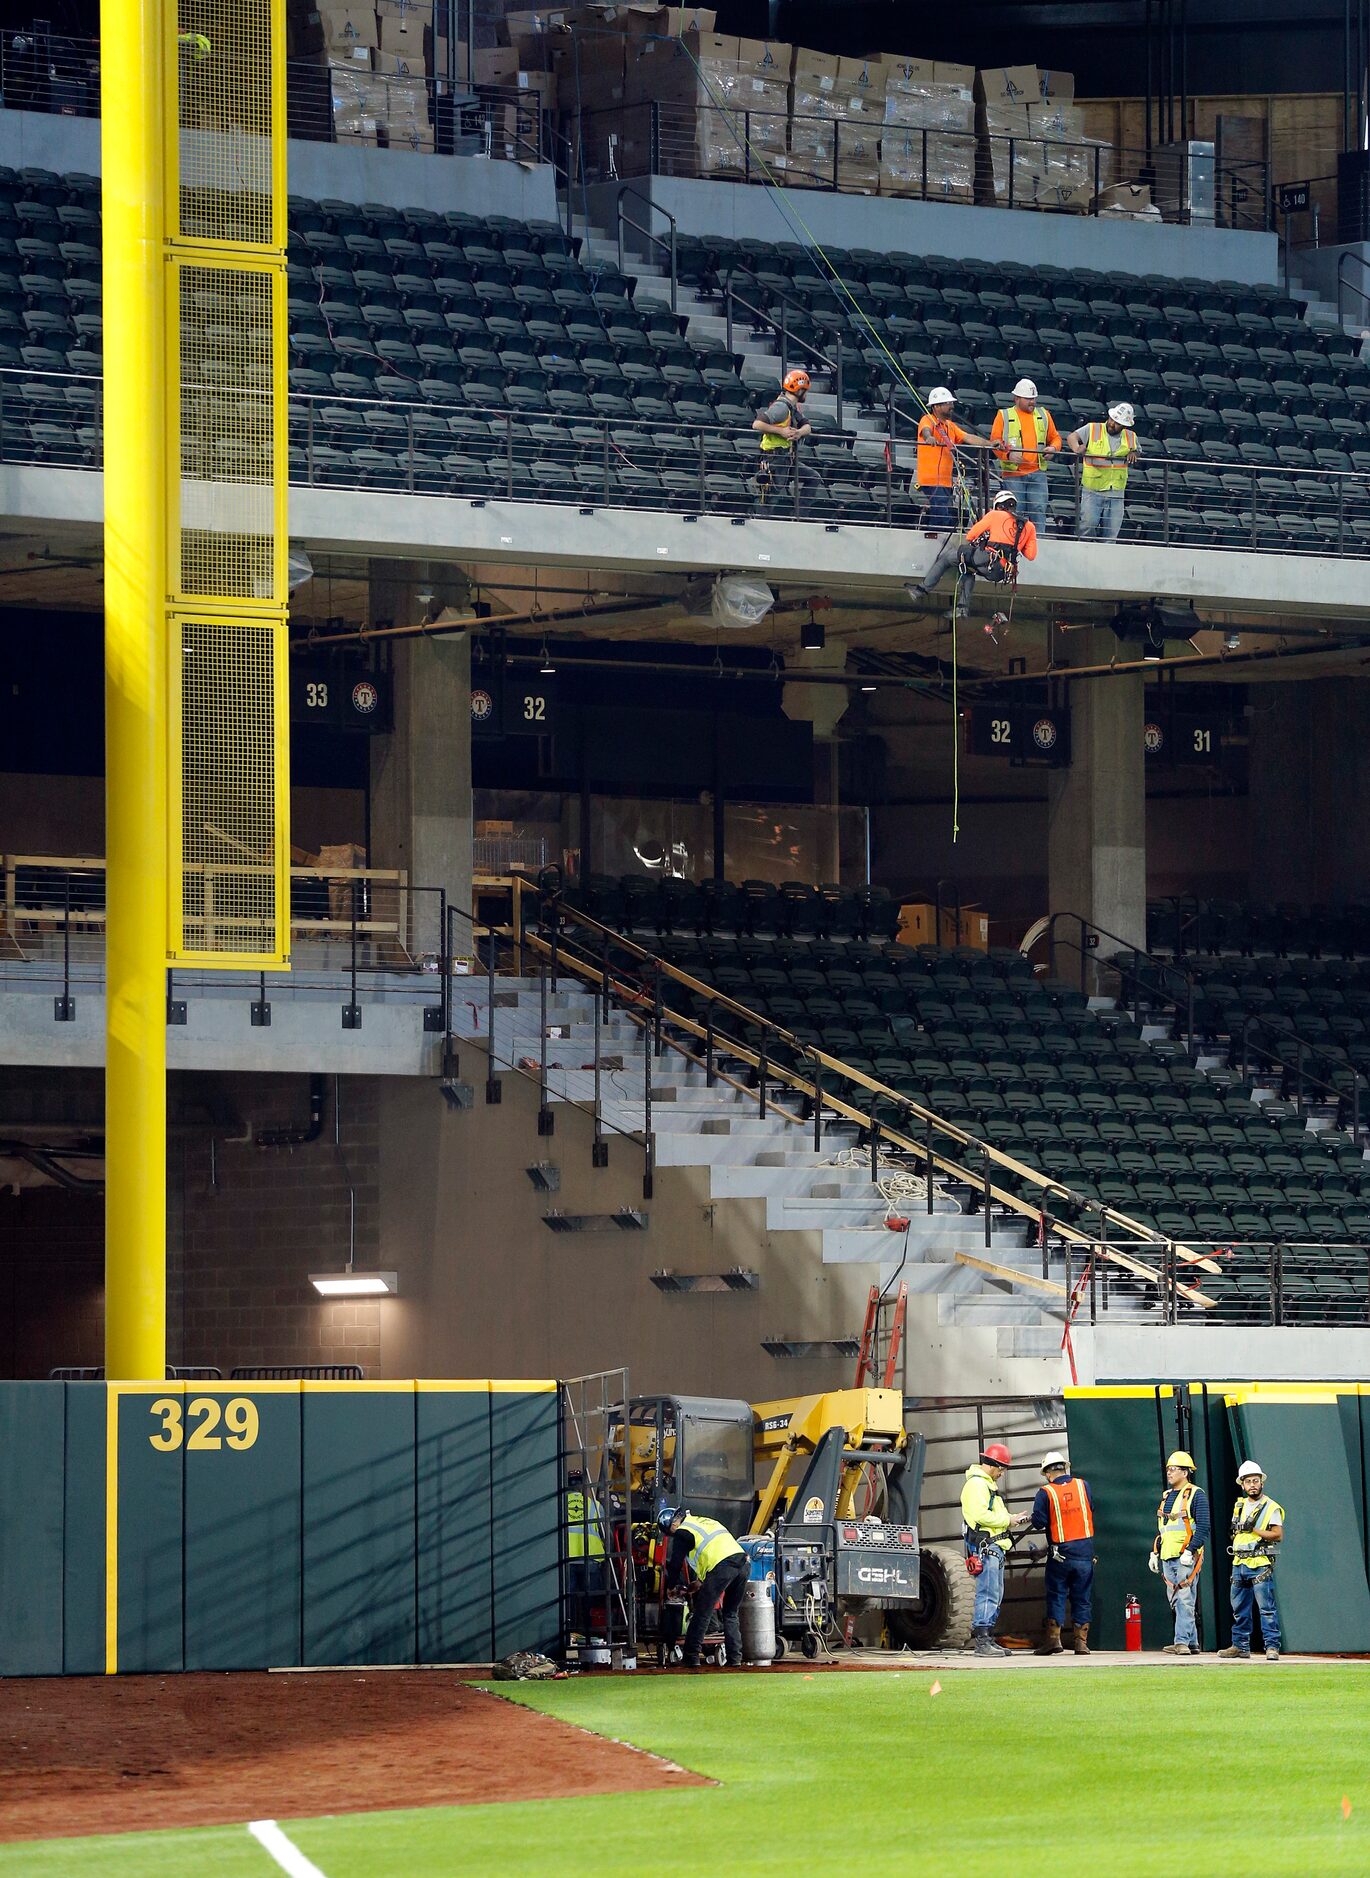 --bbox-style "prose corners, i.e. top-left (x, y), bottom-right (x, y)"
top-left (309, 1270), bottom-right (398, 1297)
top-left (860, 681), bottom-right (877, 692)
top-left (1224, 631), bottom-right (1241, 651)
top-left (801, 612), bottom-right (825, 651)
top-left (539, 641), bottom-right (555, 674)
